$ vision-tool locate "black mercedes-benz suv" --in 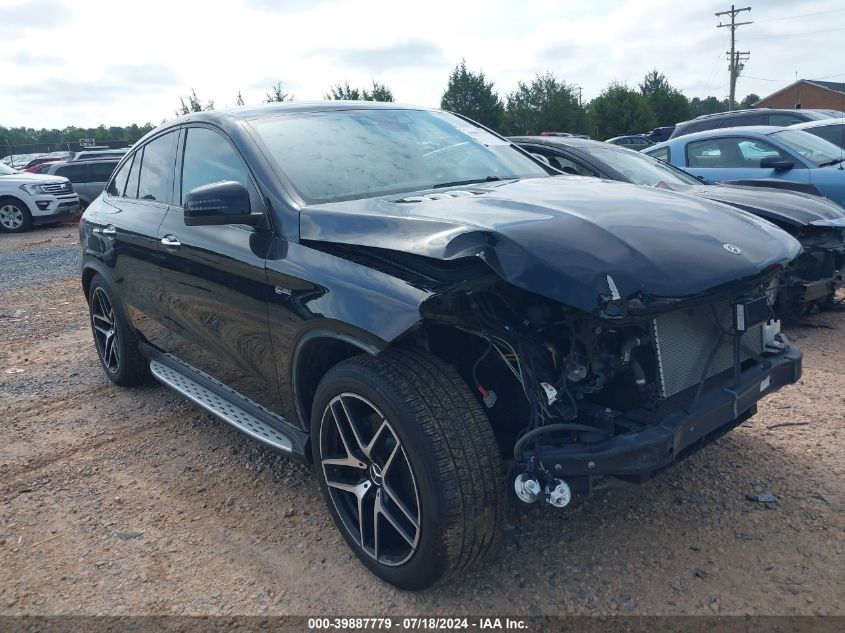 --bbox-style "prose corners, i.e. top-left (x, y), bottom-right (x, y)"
top-left (80, 102), bottom-right (803, 589)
